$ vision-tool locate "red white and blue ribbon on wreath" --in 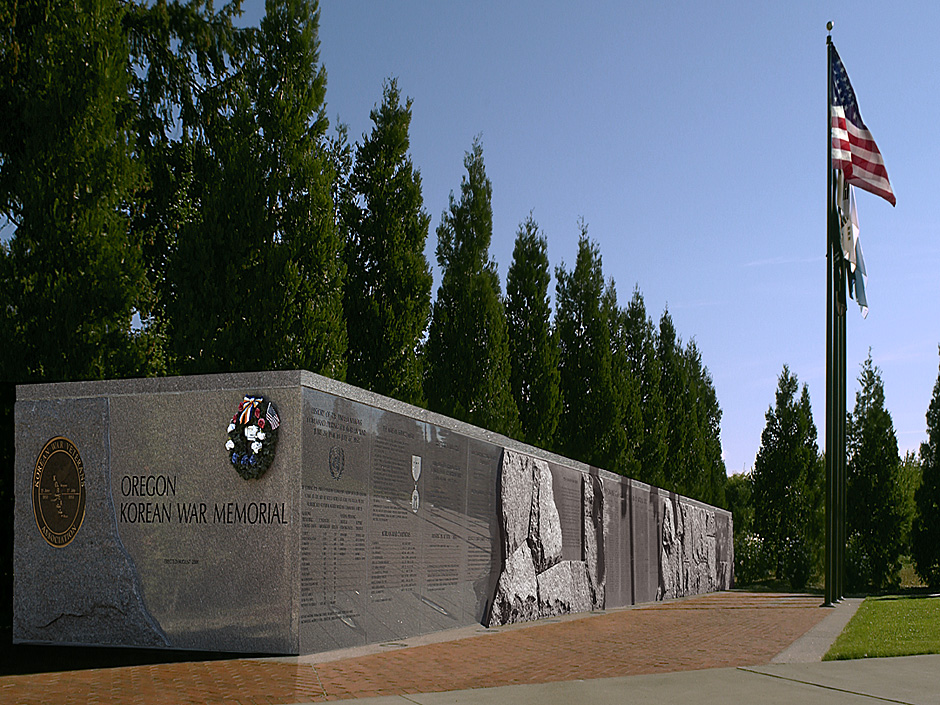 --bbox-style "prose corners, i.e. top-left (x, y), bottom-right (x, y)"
top-left (237, 396), bottom-right (262, 425)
